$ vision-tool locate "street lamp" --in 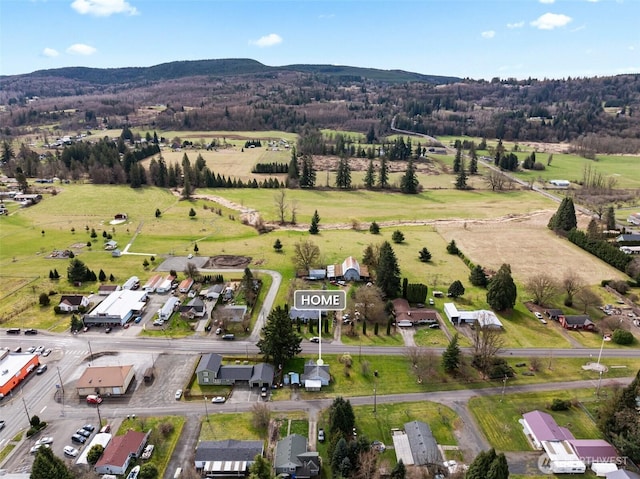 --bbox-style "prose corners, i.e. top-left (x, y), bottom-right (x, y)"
top-left (500, 375), bottom-right (508, 402)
